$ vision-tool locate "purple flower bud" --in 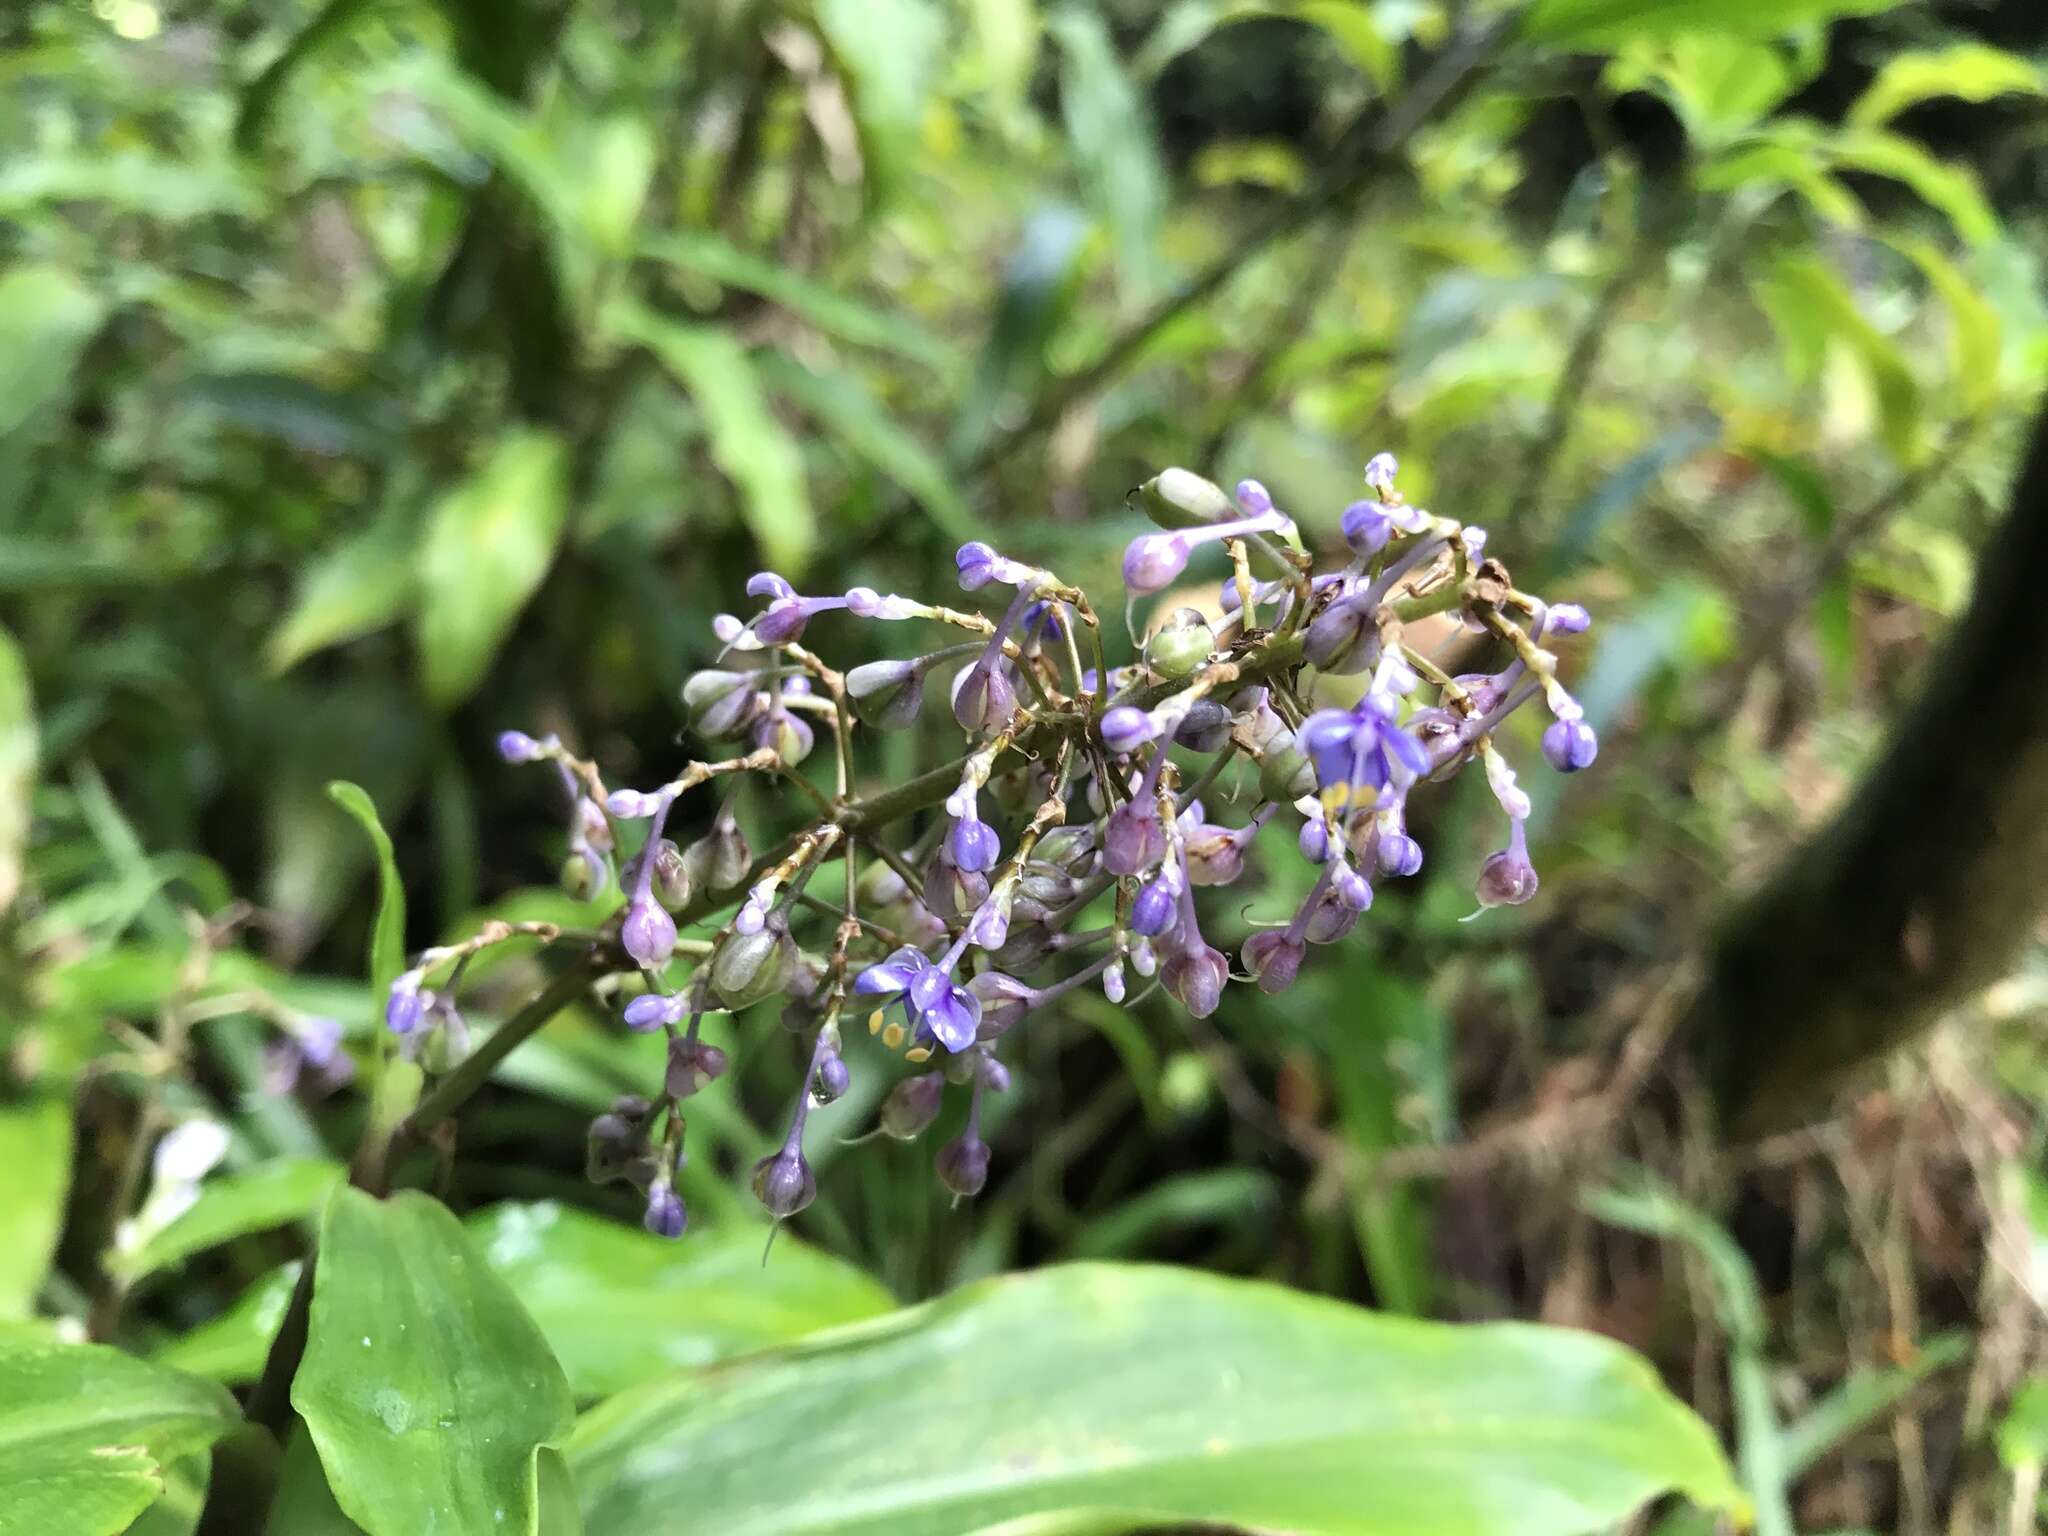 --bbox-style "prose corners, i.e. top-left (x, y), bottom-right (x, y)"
top-left (1103, 801), bottom-right (1165, 876)
top-left (980, 1056), bottom-right (1012, 1094)
top-left (955, 541), bottom-right (1001, 591)
top-left (1377, 833), bottom-right (1424, 878)
top-left (608, 788), bottom-right (657, 819)
top-left (647, 838), bottom-right (691, 909)
top-left (751, 1149), bottom-right (817, 1218)
top-left (1235, 479), bottom-right (1274, 514)
top-left (1242, 931), bottom-right (1306, 994)
top-left (1334, 867), bottom-right (1374, 912)
top-left (1363, 452), bottom-right (1399, 494)
top-left (642, 1181), bottom-right (688, 1239)
top-left (1341, 500), bottom-right (1392, 556)
top-left (1184, 824), bottom-right (1248, 887)
top-left (1130, 877), bottom-right (1175, 936)
top-left (812, 1052), bottom-right (851, 1104)
top-left (683, 670), bottom-right (764, 739)
top-left (1163, 945), bottom-right (1228, 1018)
top-left (880, 1073), bottom-right (946, 1140)
top-left (947, 815), bottom-right (1001, 873)
top-left (682, 818), bottom-right (751, 893)
top-left (1541, 718), bottom-right (1599, 773)
top-left (622, 897), bottom-right (678, 969)
top-left (1298, 818), bottom-right (1329, 864)
top-left (385, 974), bottom-right (425, 1036)
top-left (623, 994), bottom-right (677, 1032)
top-left (586, 1112), bottom-right (638, 1183)
top-left (937, 1135), bottom-right (991, 1198)
top-left (1303, 892), bottom-right (1359, 944)
top-left (847, 658), bottom-right (925, 730)
top-left (1173, 699), bottom-right (1233, 753)
top-left (1098, 705), bottom-right (1158, 756)
top-left (951, 661), bottom-right (1018, 734)
top-left (749, 599), bottom-right (809, 645)
top-left (666, 1036), bottom-right (729, 1098)
top-left (1304, 595), bottom-right (1380, 676)
top-left (497, 729), bottom-right (544, 764)
top-left (747, 572), bottom-right (796, 601)
top-left (1476, 821), bottom-right (1539, 908)
top-left (1543, 603), bottom-right (1592, 636)
top-left (1122, 534), bottom-right (1190, 595)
